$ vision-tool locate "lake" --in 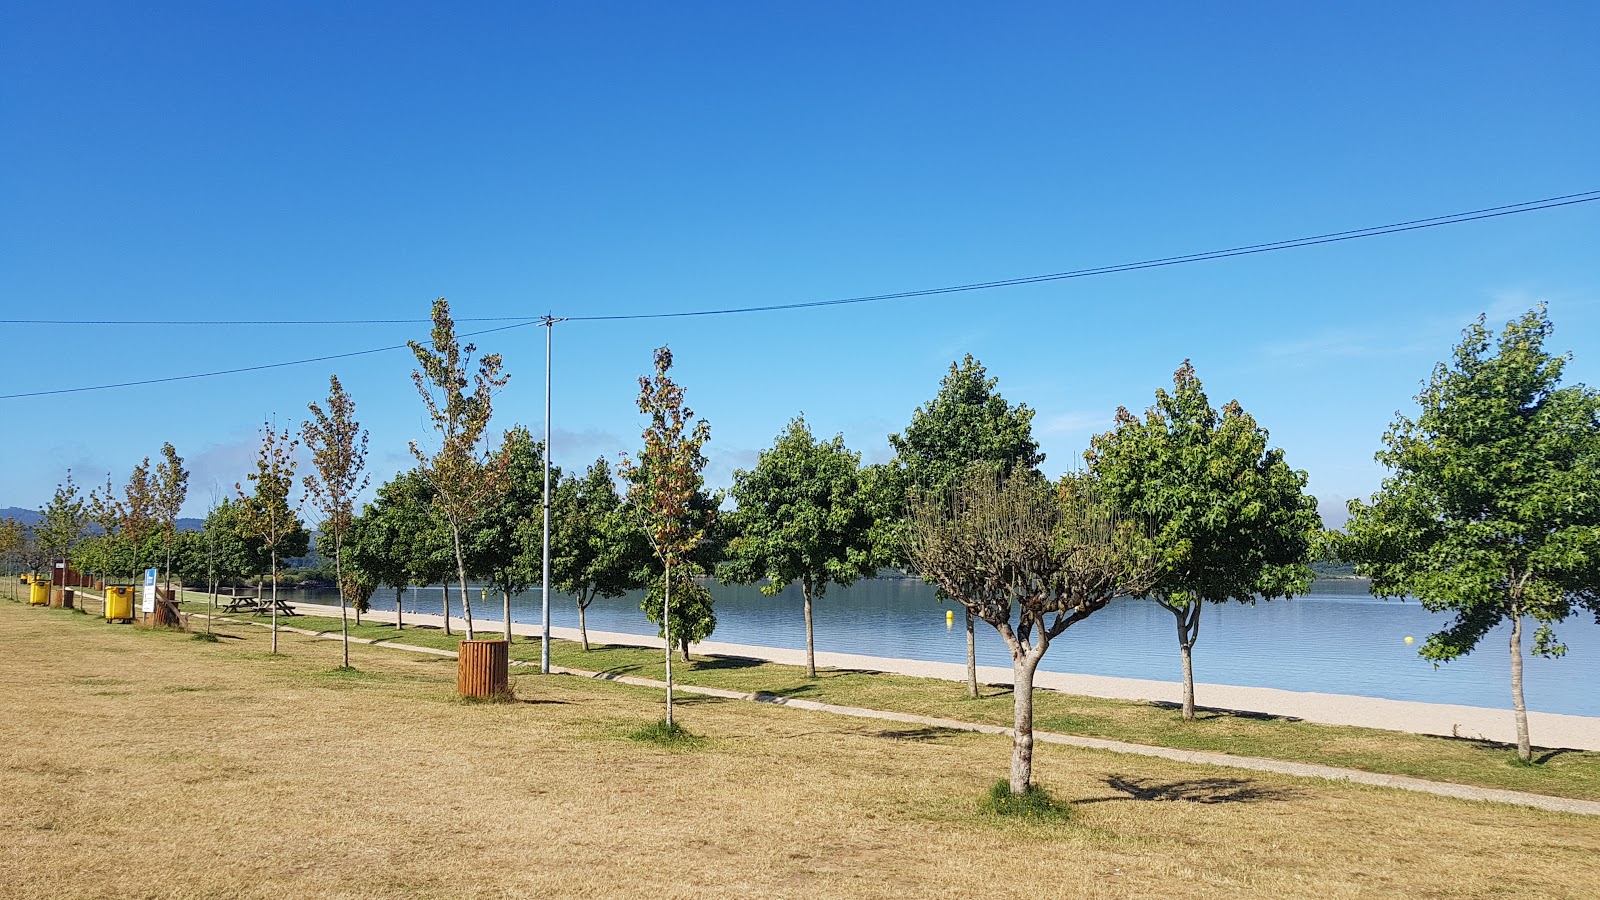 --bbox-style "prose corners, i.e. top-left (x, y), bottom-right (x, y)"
top-left (273, 577), bottom-right (1600, 717)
